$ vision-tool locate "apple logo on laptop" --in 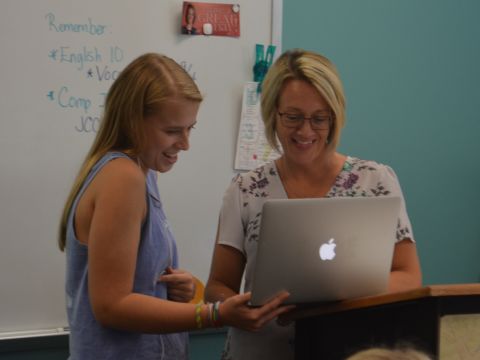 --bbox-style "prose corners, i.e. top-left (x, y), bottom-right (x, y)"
top-left (319, 238), bottom-right (336, 260)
